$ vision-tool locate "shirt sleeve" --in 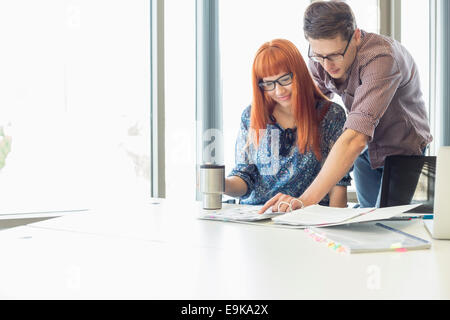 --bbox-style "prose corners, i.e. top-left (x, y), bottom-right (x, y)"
top-left (344, 54), bottom-right (402, 141)
top-left (228, 106), bottom-right (259, 198)
top-left (321, 102), bottom-right (352, 187)
top-left (308, 60), bottom-right (334, 98)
